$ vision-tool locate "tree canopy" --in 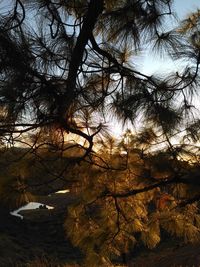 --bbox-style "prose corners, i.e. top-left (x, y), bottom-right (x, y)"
top-left (1, 0), bottom-right (200, 265)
